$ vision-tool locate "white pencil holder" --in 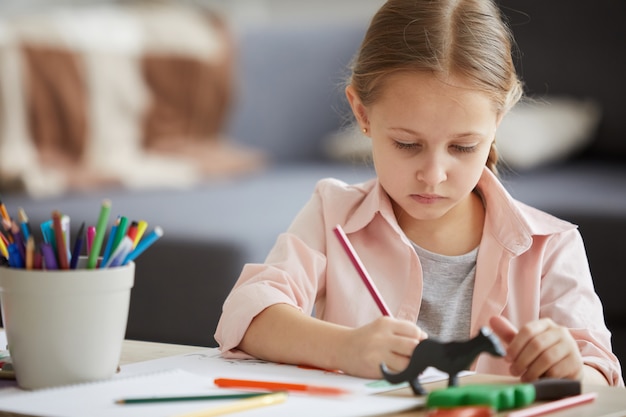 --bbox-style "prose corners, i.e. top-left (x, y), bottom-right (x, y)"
top-left (0, 260), bottom-right (134, 389)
